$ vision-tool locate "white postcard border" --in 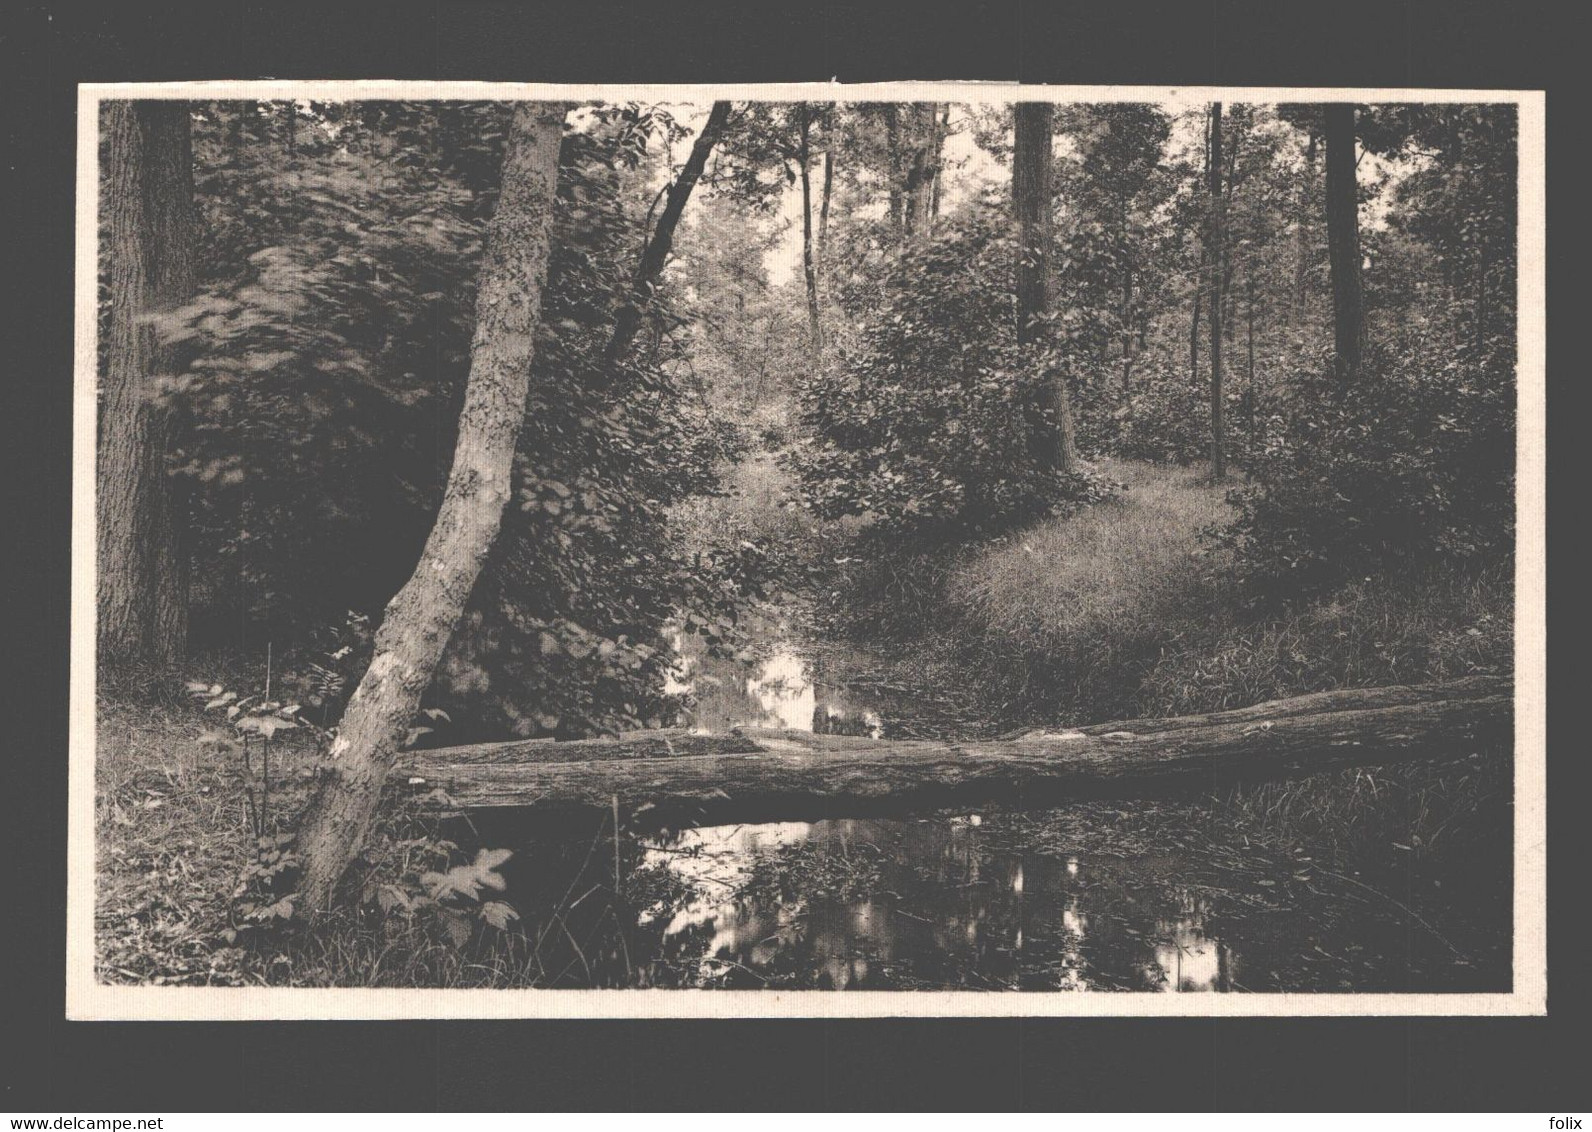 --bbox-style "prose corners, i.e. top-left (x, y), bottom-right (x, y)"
top-left (68, 81), bottom-right (1547, 1021)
